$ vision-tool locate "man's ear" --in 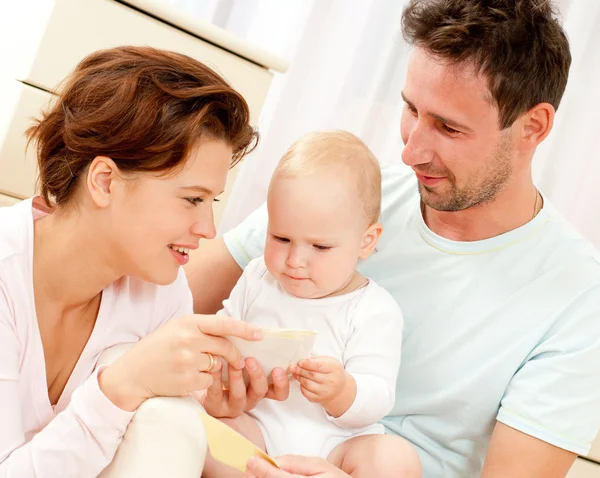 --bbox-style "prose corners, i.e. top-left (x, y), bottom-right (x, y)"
top-left (86, 156), bottom-right (120, 208)
top-left (517, 102), bottom-right (555, 153)
top-left (359, 222), bottom-right (383, 259)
